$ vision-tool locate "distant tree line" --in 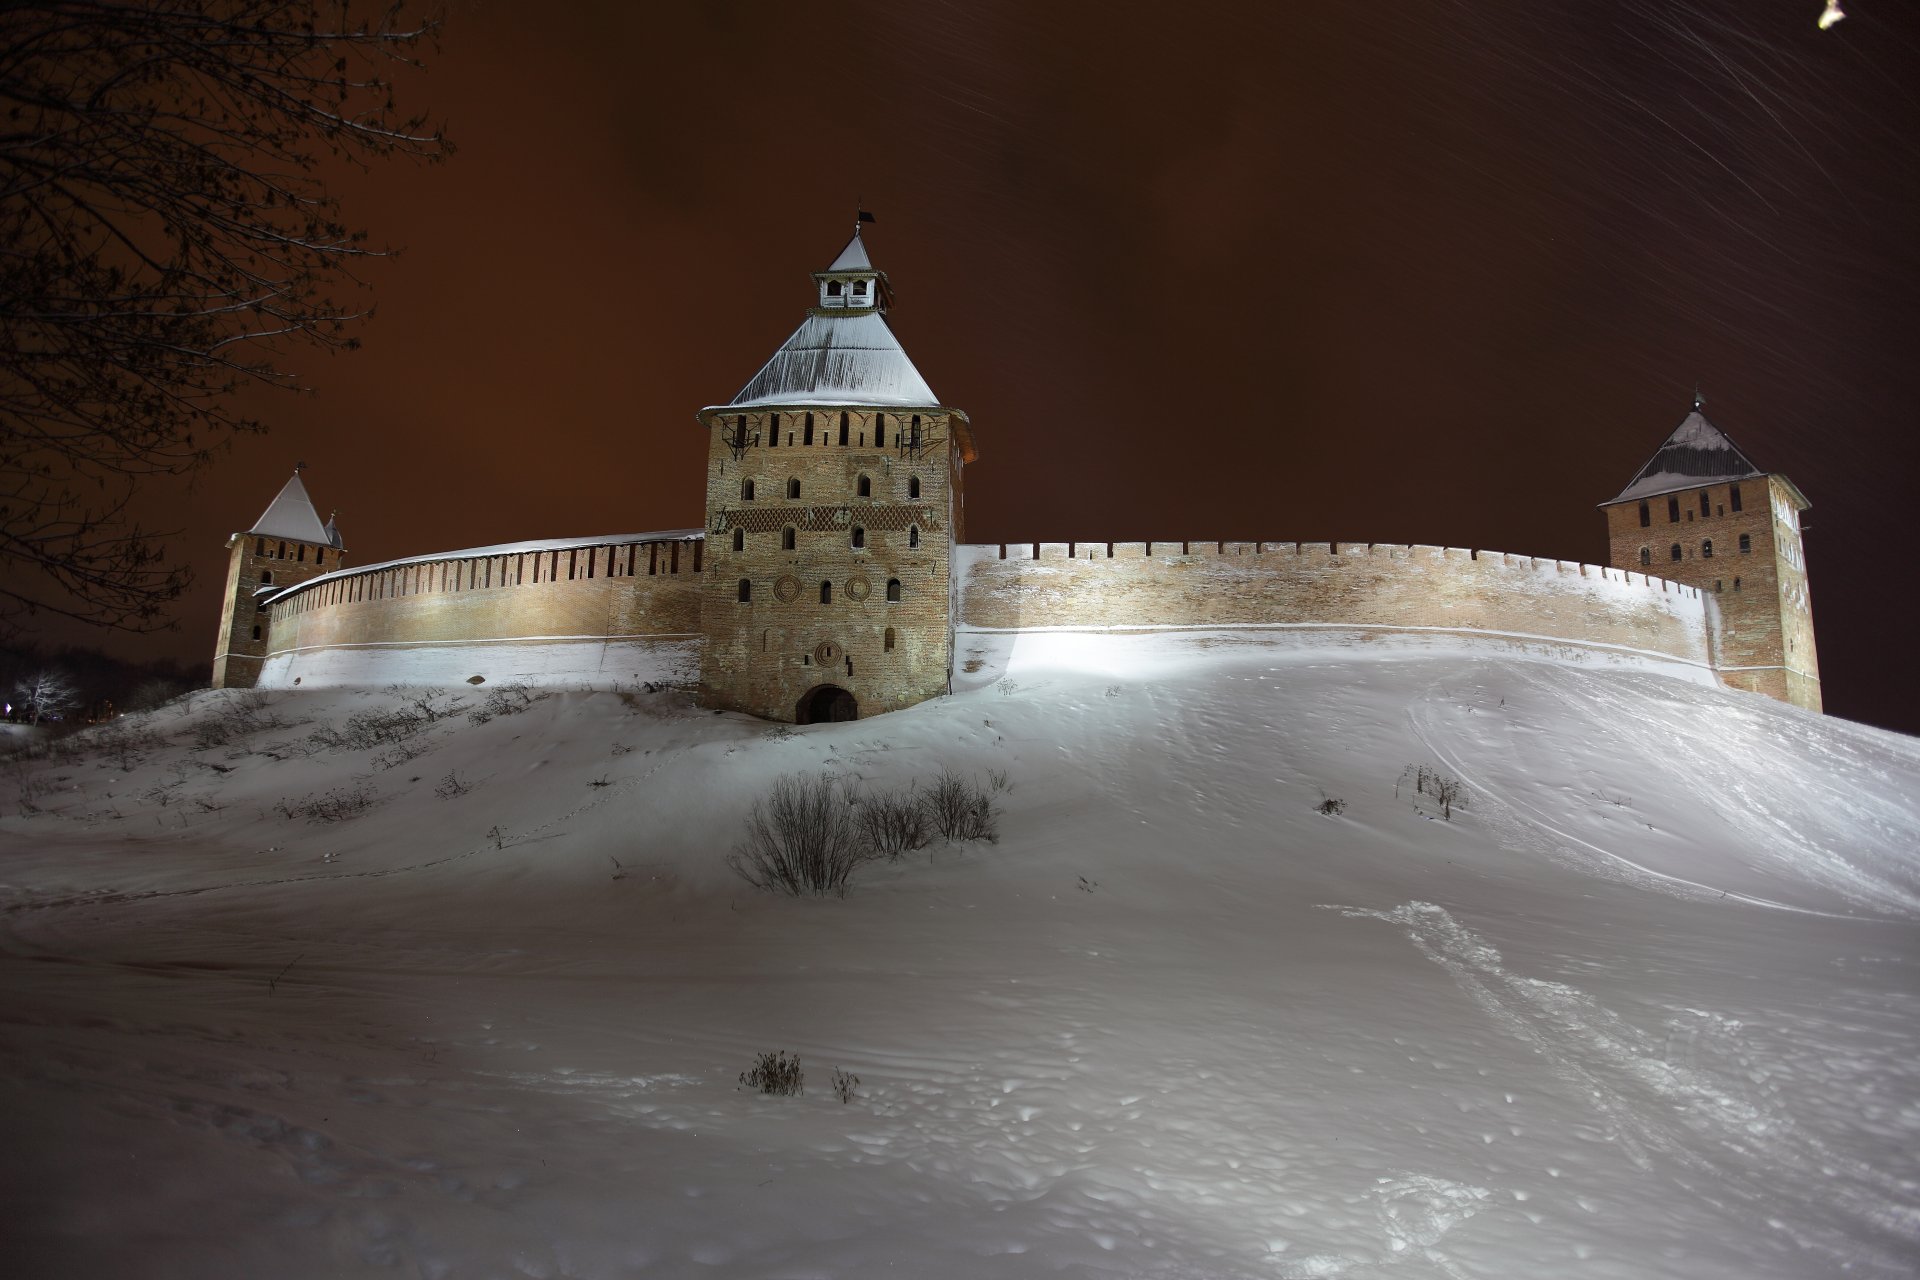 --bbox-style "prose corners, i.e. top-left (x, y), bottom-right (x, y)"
top-left (1, 641), bottom-right (203, 725)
